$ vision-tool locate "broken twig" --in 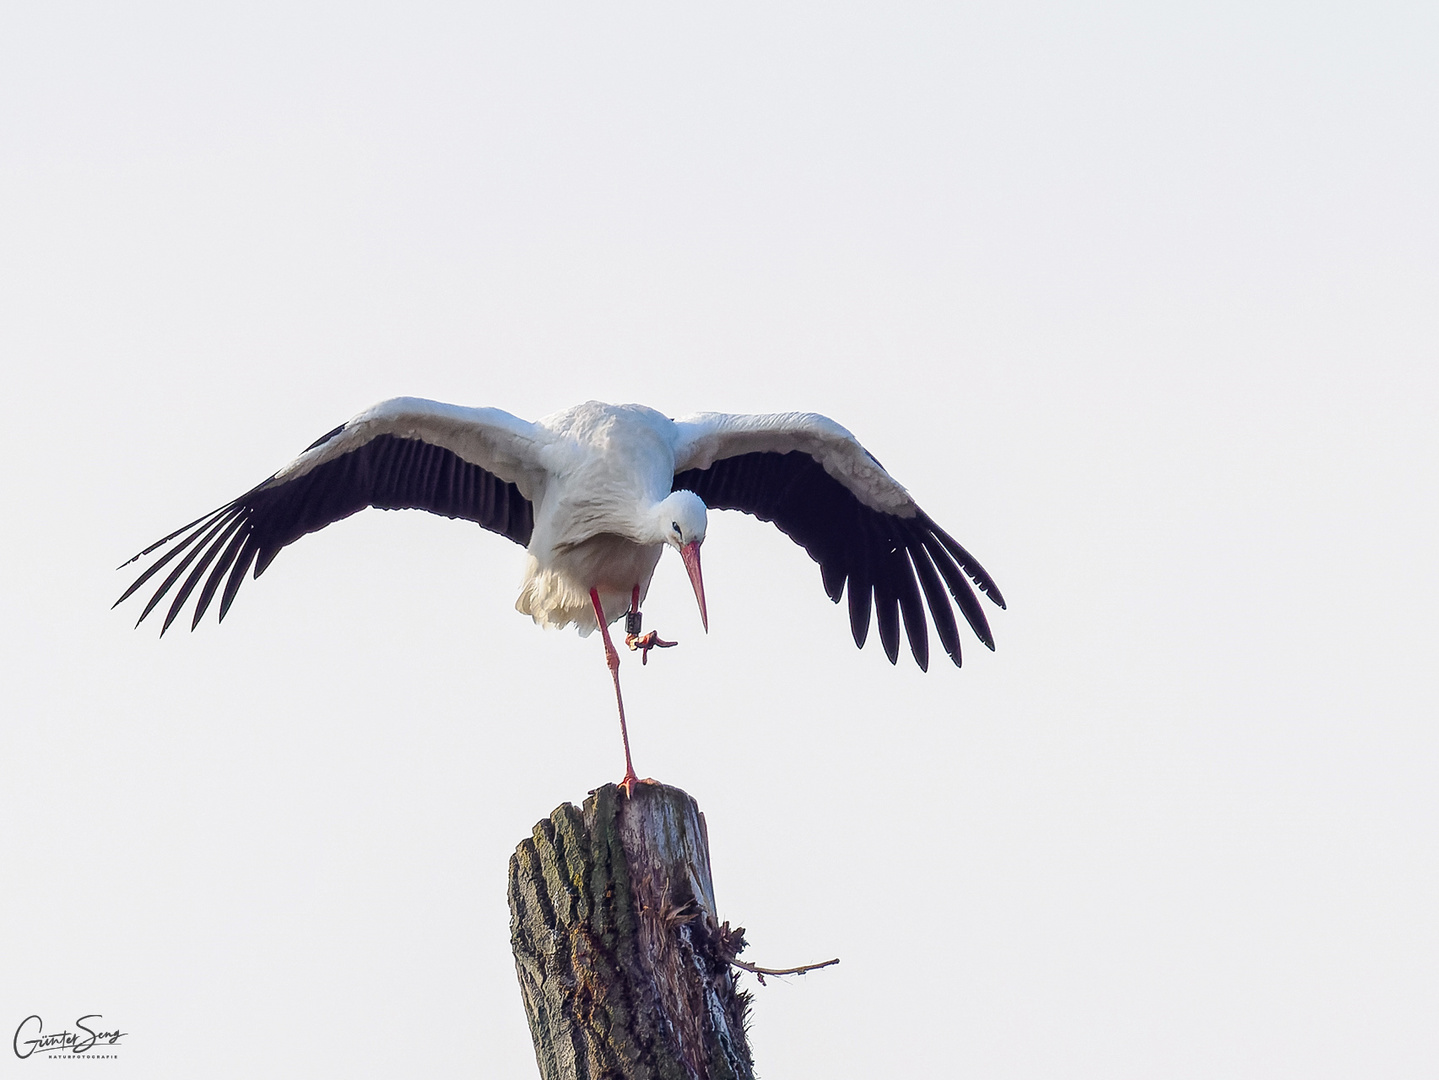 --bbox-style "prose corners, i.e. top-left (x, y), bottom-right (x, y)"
top-left (731, 957), bottom-right (840, 985)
